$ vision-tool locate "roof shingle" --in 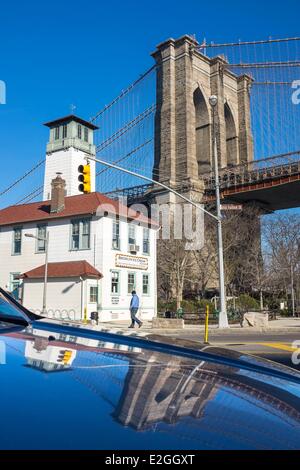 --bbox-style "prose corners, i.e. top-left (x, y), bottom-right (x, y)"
top-left (21, 260), bottom-right (103, 279)
top-left (0, 192), bottom-right (156, 227)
